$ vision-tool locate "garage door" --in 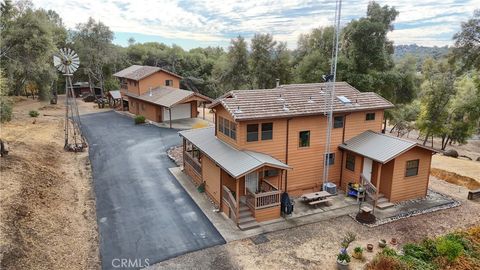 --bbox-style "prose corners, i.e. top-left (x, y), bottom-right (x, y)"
top-left (163, 103), bottom-right (191, 121)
